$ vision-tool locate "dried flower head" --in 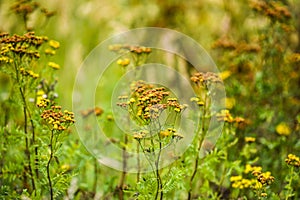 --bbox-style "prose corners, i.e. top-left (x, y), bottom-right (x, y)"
top-left (190, 72), bottom-right (222, 87)
top-left (109, 44), bottom-right (152, 55)
top-left (250, 0), bottom-right (291, 22)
